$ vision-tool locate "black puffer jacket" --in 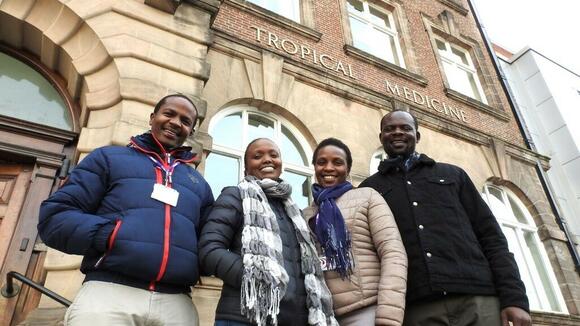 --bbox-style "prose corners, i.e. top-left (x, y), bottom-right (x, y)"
top-left (360, 154), bottom-right (529, 312)
top-left (198, 186), bottom-right (309, 325)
